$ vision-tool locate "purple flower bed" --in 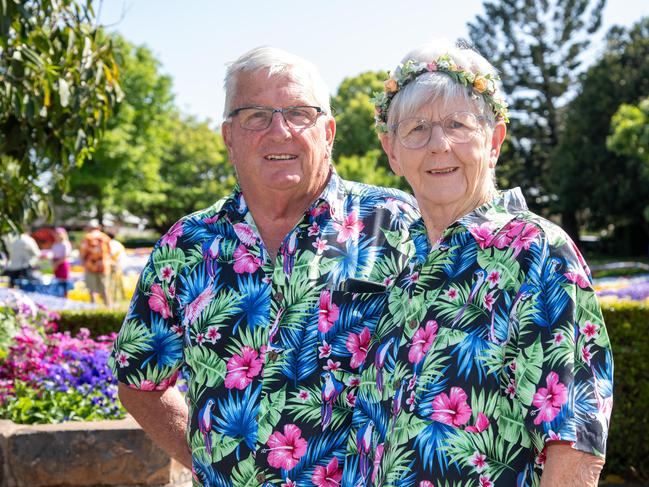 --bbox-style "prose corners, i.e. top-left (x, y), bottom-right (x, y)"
top-left (595, 274), bottom-right (649, 302)
top-left (0, 292), bottom-right (125, 424)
